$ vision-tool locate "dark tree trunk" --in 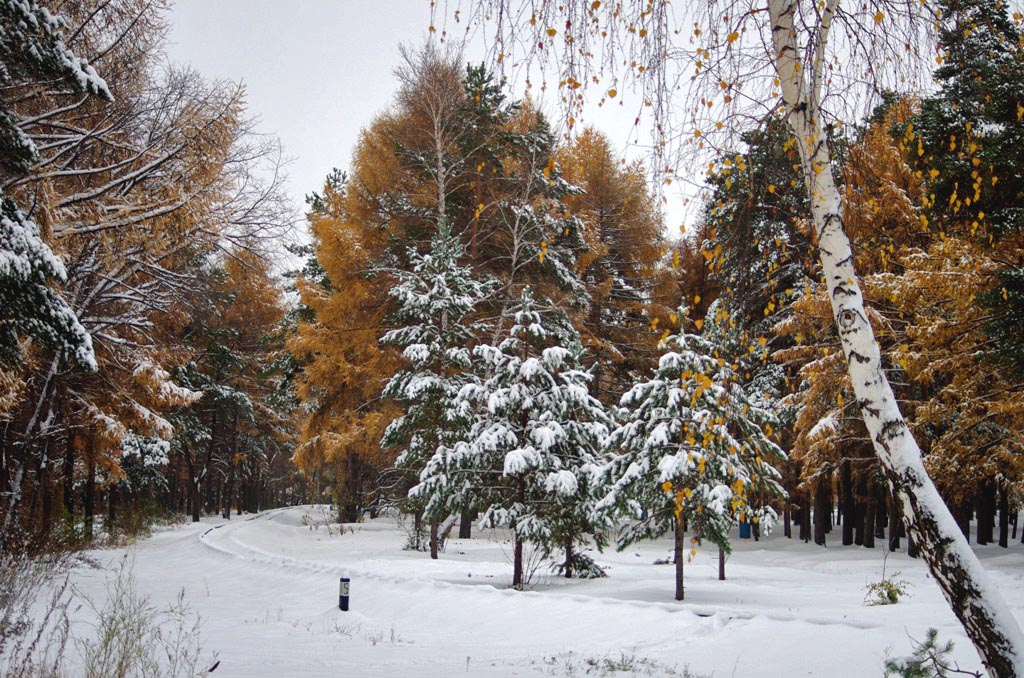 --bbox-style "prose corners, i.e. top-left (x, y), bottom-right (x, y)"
top-left (674, 512), bottom-right (685, 600)
top-left (718, 546), bottom-right (726, 581)
top-left (783, 507), bottom-right (792, 538)
top-left (863, 479), bottom-right (875, 549)
top-left (106, 486), bottom-right (116, 532)
top-left (813, 475), bottom-right (829, 546)
top-left (62, 437), bottom-right (75, 518)
top-left (954, 499), bottom-right (971, 542)
top-left (459, 508), bottom-right (473, 539)
top-left (854, 473), bottom-right (868, 546)
top-left (430, 520), bottom-right (439, 560)
top-left (83, 450), bottom-right (95, 540)
top-left (512, 533), bottom-right (524, 590)
top-left (874, 487), bottom-right (887, 539)
top-left (999, 484), bottom-right (1009, 549)
top-left (564, 539), bottom-right (573, 579)
top-left (840, 459), bottom-right (855, 546)
top-left (799, 498), bottom-right (811, 542)
top-left (978, 482), bottom-right (996, 545)
top-left (888, 494), bottom-right (901, 552)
